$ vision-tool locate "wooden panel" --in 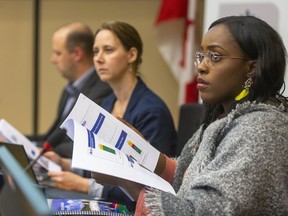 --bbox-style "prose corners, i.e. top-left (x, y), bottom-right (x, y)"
top-left (0, 0), bottom-right (33, 134)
